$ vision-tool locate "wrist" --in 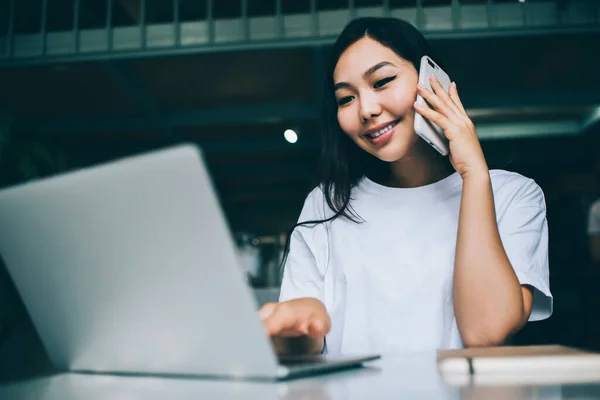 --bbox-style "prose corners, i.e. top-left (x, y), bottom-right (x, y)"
top-left (461, 166), bottom-right (490, 184)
